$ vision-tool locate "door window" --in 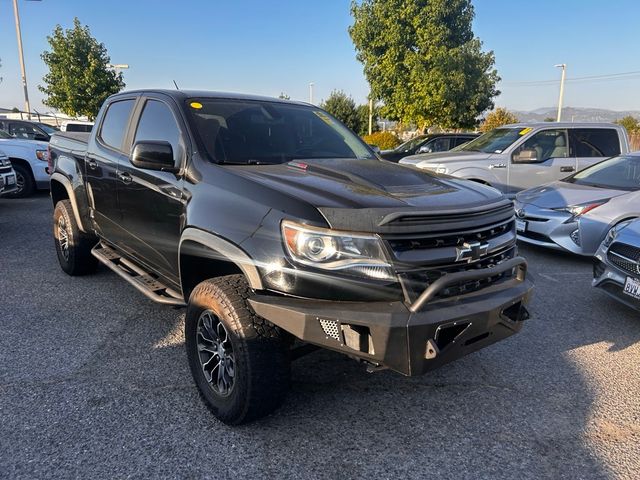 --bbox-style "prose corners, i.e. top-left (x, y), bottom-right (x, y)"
top-left (9, 122), bottom-right (42, 140)
top-left (569, 129), bottom-right (620, 157)
top-left (424, 137), bottom-right (450, 153)
top-left (99, 99), bottom-right (135, 151)
top-left (512, 129), bottom-right (568, 163)
top-left (133, 100), bottom-right (181, 157)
